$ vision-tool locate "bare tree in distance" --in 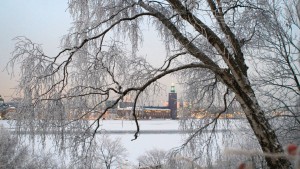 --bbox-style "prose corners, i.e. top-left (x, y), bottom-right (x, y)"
top-left (138, 148), bottom-right (204, 169)
top-left (71, 135), bottom-right (127, 169)
top-left (8, 0), bottom-right (300, 168)
top-left (98, 136), bottom-right (127, 169)
top-left (138, 149), bottom-right (168, 168)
